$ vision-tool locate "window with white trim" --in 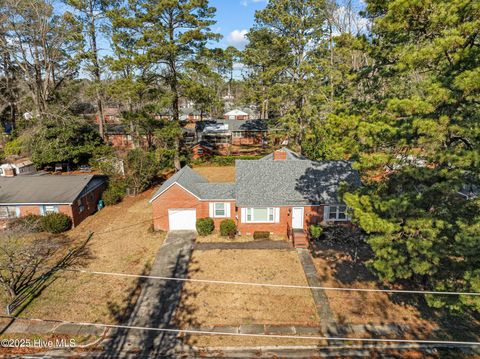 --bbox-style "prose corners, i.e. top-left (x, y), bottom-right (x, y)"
top-left (0, 206), bottom-right (19, 219)
top-left (214, 203), bottom-right (226, 217)
top-left (246, 208), bottom-right (275, 223)
top-left (327, 205), bottom-right (349, 221)
top-left (42, 205), bottom-right (59, 215)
